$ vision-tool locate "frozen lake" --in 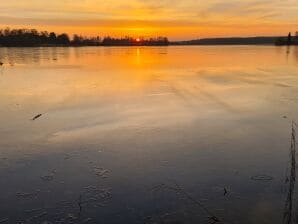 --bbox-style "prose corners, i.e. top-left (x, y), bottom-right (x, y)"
top-left (0, 46), bottom-right (298, 224)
